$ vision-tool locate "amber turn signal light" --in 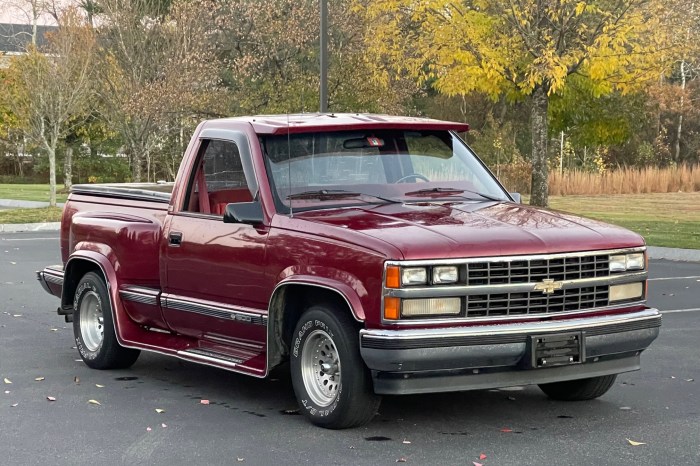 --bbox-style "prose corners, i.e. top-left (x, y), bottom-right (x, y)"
top-left (384, 297), bottom-right (400, 320)
top-left (385, 266), bottom-right (400, 289)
